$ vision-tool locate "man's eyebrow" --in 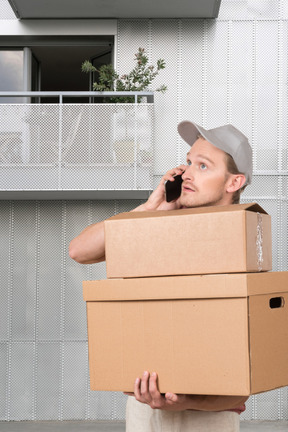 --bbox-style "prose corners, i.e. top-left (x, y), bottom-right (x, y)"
top-left (186, 153), bottom-right (215, 165)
